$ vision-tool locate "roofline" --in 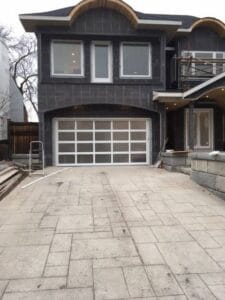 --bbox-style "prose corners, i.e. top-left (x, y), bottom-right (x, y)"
top-left (19, 15), bottom-right (71, 21)
top-left (153, 71), bottom-right (225, 101)
top-left (19, 2), bottom-right (225, 35)
top-left (137, 20), bottom-right (182, 26)
top-left (177, 17), bottom-right (225, 37)
top-left (19, 14), bottom-right (182, 31)
top-left (19, 14), bottom-right (182, 25)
